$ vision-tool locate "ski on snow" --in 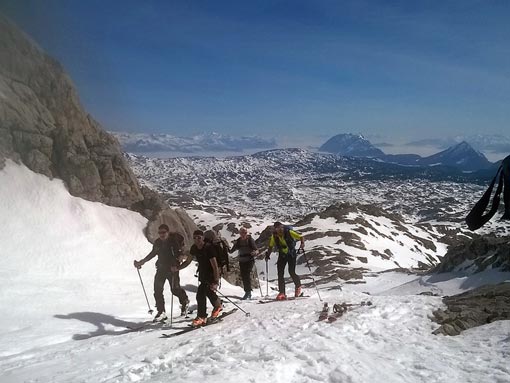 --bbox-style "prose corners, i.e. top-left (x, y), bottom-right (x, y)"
top-left (258, 295), bottom-right (310, 304)
top-left (160, 308), bottom-right (238, 338)
top-left (317, 301), bottom-right (374, 322)
top-left (126, 312), bottom-right (192, 331)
